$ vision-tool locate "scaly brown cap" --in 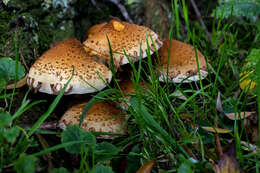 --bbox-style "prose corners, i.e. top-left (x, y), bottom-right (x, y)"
top-left (59, 101), bottom-right (127, 139)
top-left (119, 79), bottom-right (147, 110)
top-left (158, 39), bottom-right (208, 83)
top-left (87, 22), bottom-right (107, 38)
top-left (27, 38), bottom-right (112, 94)
top-left (83, 20), bottom-right (163, 66)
